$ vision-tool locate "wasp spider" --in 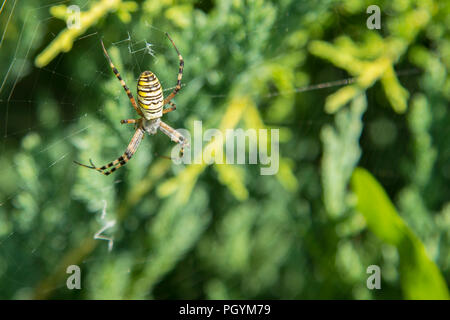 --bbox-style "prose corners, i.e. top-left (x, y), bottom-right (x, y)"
top-left (74, 33), bottom-right (188, 176)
